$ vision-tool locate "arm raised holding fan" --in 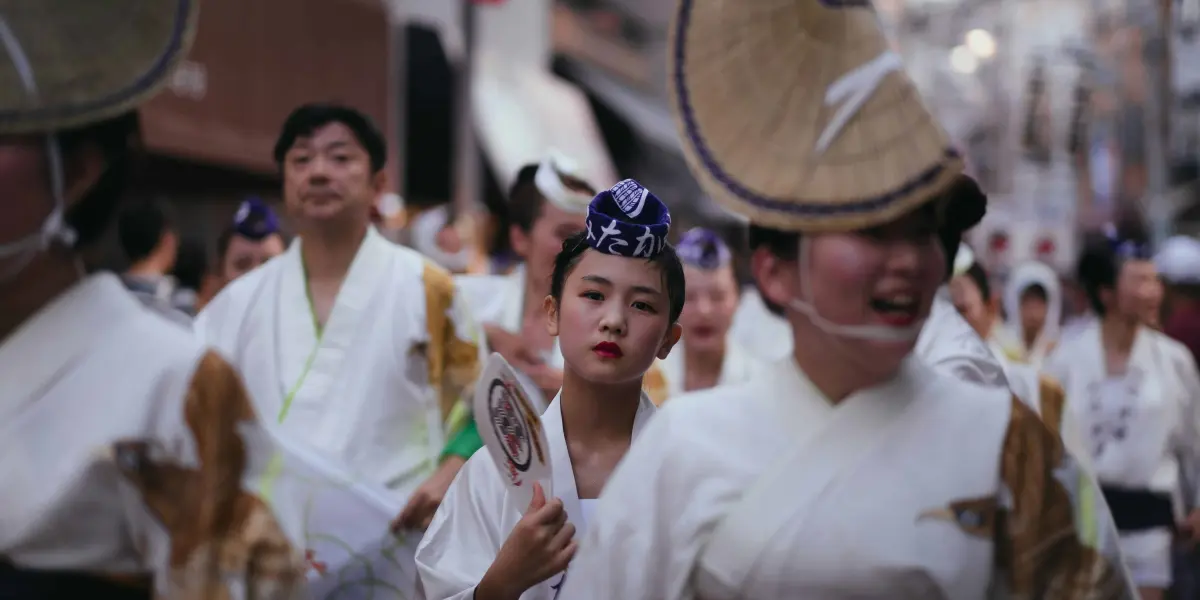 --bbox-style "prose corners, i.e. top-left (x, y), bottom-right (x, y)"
top-left (414, 180), bottom-right (686, 600)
